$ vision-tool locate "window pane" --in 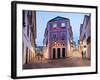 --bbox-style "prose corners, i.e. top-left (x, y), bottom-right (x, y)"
top-left (53, 23), bottom-right (57, 28)
top-left (61, 23), bottom-right (65, 27)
